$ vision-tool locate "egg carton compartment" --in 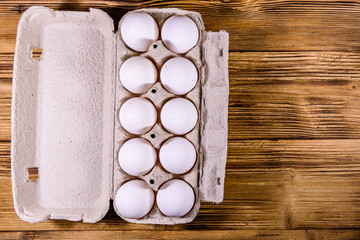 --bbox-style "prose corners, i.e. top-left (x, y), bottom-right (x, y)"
top-left (113, 9), bottom-right (204, 224)
top-left (11, 6), bottom-right (229, 224)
